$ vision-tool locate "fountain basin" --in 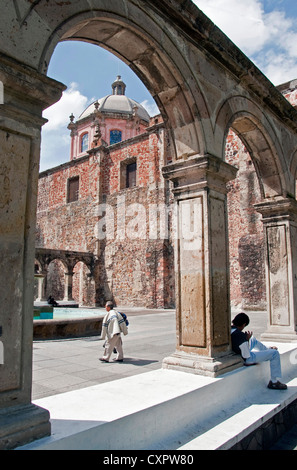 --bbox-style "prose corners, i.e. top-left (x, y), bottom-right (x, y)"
top-left (33, 307), bottom-right (105, 340)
